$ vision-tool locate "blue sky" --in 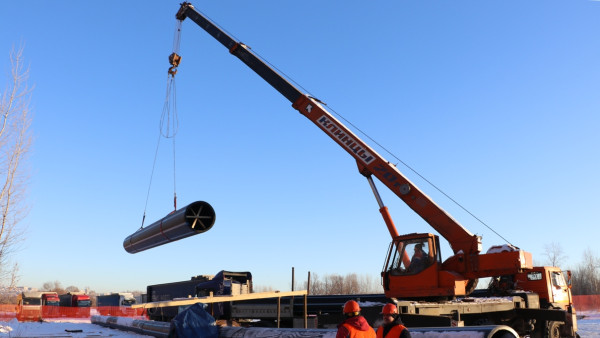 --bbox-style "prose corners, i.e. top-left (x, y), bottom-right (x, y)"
top-left (1, 1), bottom-right (599, 294)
